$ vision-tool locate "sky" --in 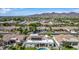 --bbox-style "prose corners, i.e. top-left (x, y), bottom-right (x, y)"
top-left (0, 8), bottom-right (79, 16)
